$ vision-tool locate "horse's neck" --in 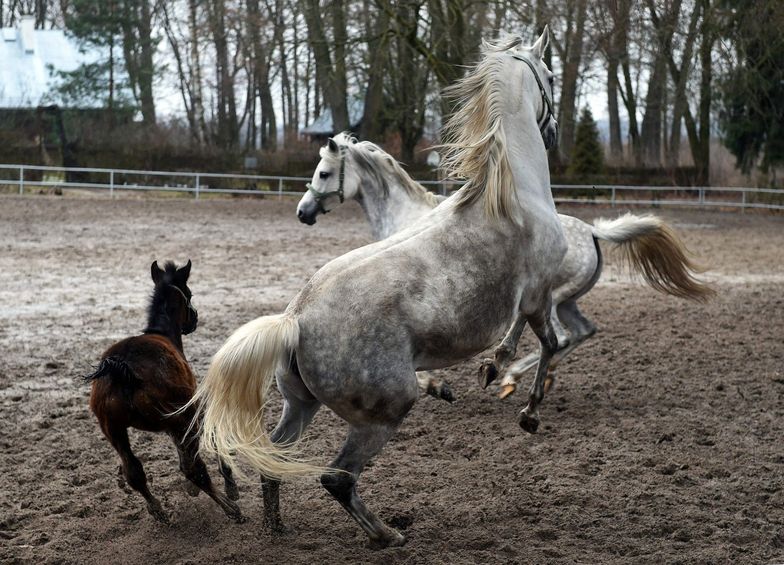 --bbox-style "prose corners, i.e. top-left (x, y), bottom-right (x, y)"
top-left (357, 177), bottom-right (434, 240)
top-left (144, 303), bottom-right (184, 352)
top-left (503, 112), bottom-right (558, 223)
